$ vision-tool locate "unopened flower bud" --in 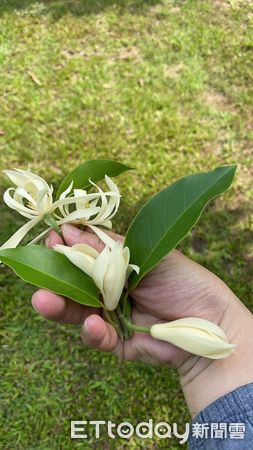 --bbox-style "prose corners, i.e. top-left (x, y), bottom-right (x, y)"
top-left (150, 317), bottom-right (235, 359)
